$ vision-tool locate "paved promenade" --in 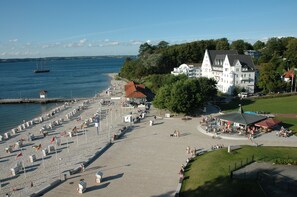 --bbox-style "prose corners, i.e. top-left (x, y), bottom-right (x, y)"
top-left (44, 104), bottom-right (297, 197)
